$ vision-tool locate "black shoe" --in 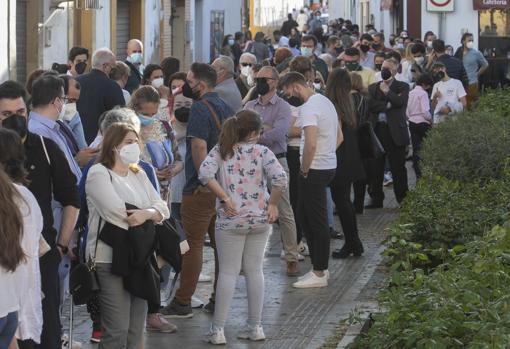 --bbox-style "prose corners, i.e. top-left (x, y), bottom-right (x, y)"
top-left (365, 201), bottom-right (383, 209)
top-left (329, 228), bottom-right (344, 239)
top-left (204, 299), bottom-right (215, 313)
top-left (332, 243), bottom-right (364, 259)
top-left (161, 299), bottom-right (193, 318)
